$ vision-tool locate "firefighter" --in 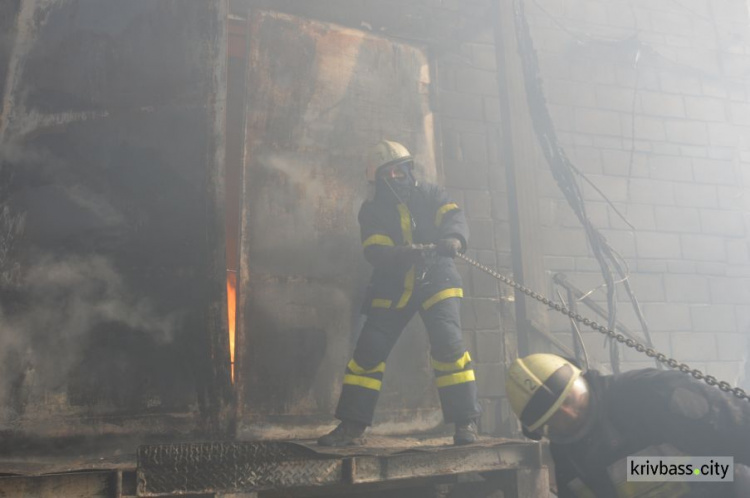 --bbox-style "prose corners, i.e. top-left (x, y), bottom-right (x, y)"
top-left (317, 140), bottom-right (481, 447)
top-left (506, 353), bottom-right (750, 497)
